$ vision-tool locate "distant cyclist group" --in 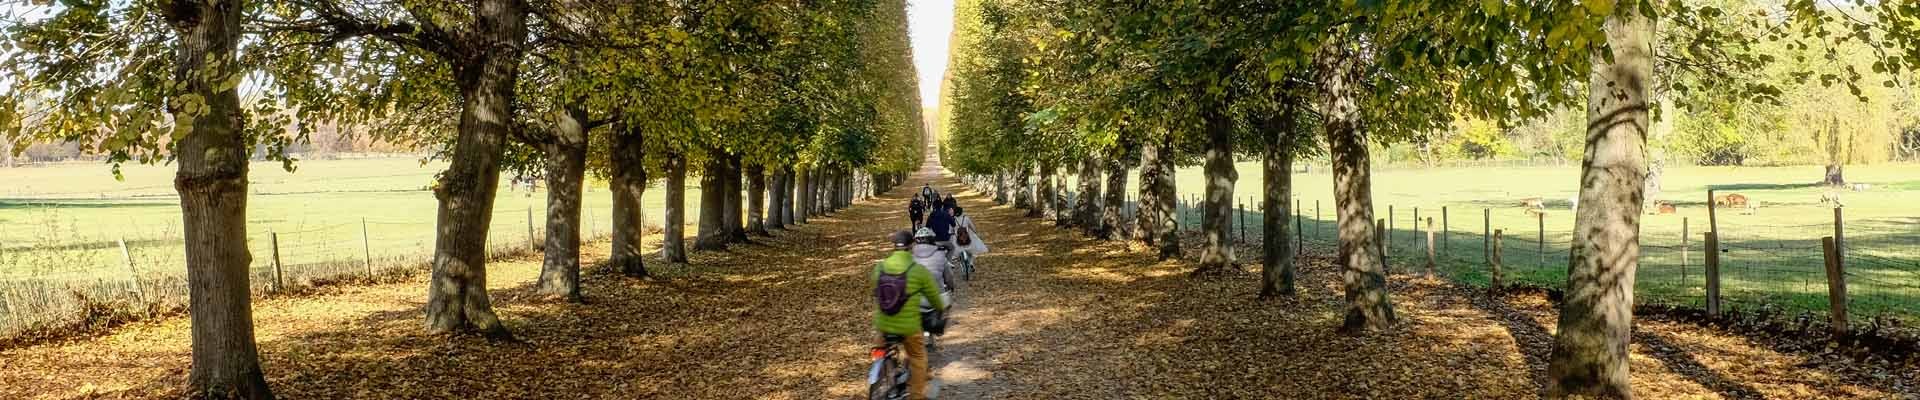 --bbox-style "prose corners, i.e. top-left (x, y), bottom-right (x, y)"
top-left (867, 183), bottom-right (989, 400)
